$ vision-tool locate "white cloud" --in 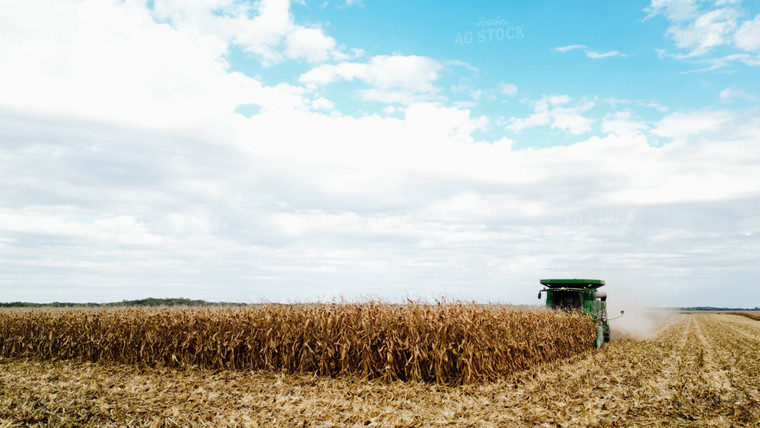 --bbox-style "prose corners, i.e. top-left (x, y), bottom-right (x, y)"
top-left (299, 55), bottom-right (443, 105)
top-left (0, 1), bottom-right (236, 125)
top-left (444, 60), bottom-right (479, 73)
top-left (151, 0), bottom-right (343, 65)
top-left (666, 8), bottom-right (739, 56)
top-left (300, 62), bottom-right (365, 86)
top-left (507, 95), bottom-right (595, 135)
top-left (3, 102), bottom-right (760, 303)
top-left (300, 55), bottom-right (442, 92)
top-left (450, 79), bottom-right (505, 104)
top-left (555, 44), bottom-right (627, 59)
top-left (358, 89), bottom-right (433, 105)
top-left (364, 56), bottom-right (442, 91)
top-left (719, 87), bottom-right (757, 102)
top-left (497, 82), bottom-right (518, 96)
top-left (553, 114), bottom-right (594, 135)
top-left (311, 97), bottom-right (335, 111)
top-left (734, 14), bottom-right (760, 52)
top-left (644, 0), bottom-right (699, 21)
top-left (651, 109), bottom-right (730, 140)
top-left (601, 111), bottom-right (648, 136)
top-left (329, 47), bottom-right (366, 62)
top-left (284, 26), bottom-right (338, 63)
top-left (554, 44), bottom-right (588, 52)
top-left (669, 52), bottom-right (760, 72)
top-left (0, 0), bottom-right (332, 127)
top-left (645, 1), bottom-right (760, 67)
top-left (586, 50), bottom-right (627, 59)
